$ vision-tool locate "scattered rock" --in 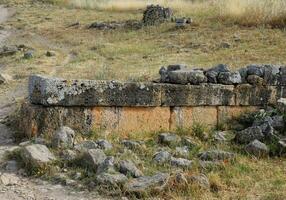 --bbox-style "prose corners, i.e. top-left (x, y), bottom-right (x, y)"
top-left (119, 160), bottom-right (143, 178)
top-left (158, 133), bottom-right (181, 146)
top-left (5, 160), bottom-right (19, 172)
top-left (218, 71), bottom-right (242, 85)
top-left (174, 146), bottom-right (189, 158)
top-left (82, 149), bottom-right (106, 170)
top-left (189, 174), bottom-right (210, 189)
top-left (0, 173), bottom-right (20, 186)
top-left (21, 144), bottom-right (56, 168)
top-left (143, 5), bottom-right (172, 26)
top-left (46, 51), bottom-right (56, 57)
top-left (60, 149), bottom-right (77, 161)
top-left (74, 140), bottom-right (98, 152)
top-left (96, 139), bottom-right (113, 150)
top-left (245, 140), bottom-right (269, 158)
top-left (235, 126), bottom-right (264, 144)
top-left (52, 126), bottom-right (75, 148)
top-left (122, 140), bottom-right (142, 150)
top-left (125, 173), bottom-right (169, 195)
top-left (96, 156), bottom-right (116, 174)
top-left (170, 157), bottom-right (193, 169)
top-left (199, 150), bottom-right (235, 161)
top-left (96, 172), bottom-right (128, 187)
top-left (23, 51), bottom-right (34, 59)
top-left (153, 150), bottom-right (171, 163)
